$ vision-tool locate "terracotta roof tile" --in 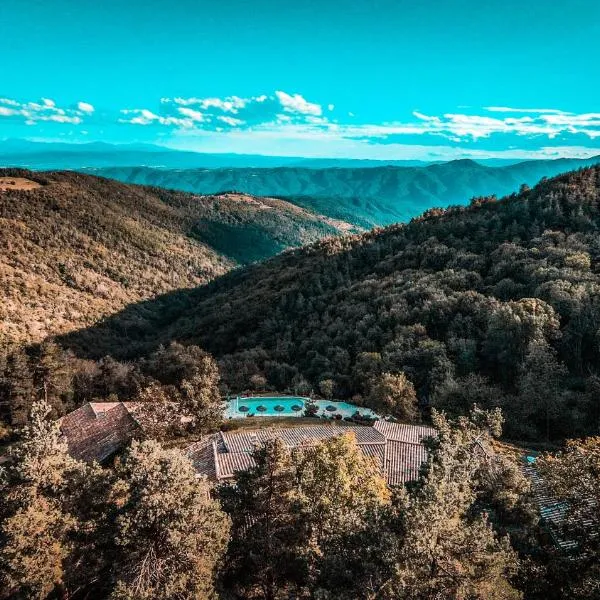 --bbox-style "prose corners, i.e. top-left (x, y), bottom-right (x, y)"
top-left (59, 402), bottom-right (140, 463)
top-left (192, 422), bottom-right (430, 486)
top-left (374, 421), bottom-right (435, 444)
top-left (385, 440), bottom-right (429, 486)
